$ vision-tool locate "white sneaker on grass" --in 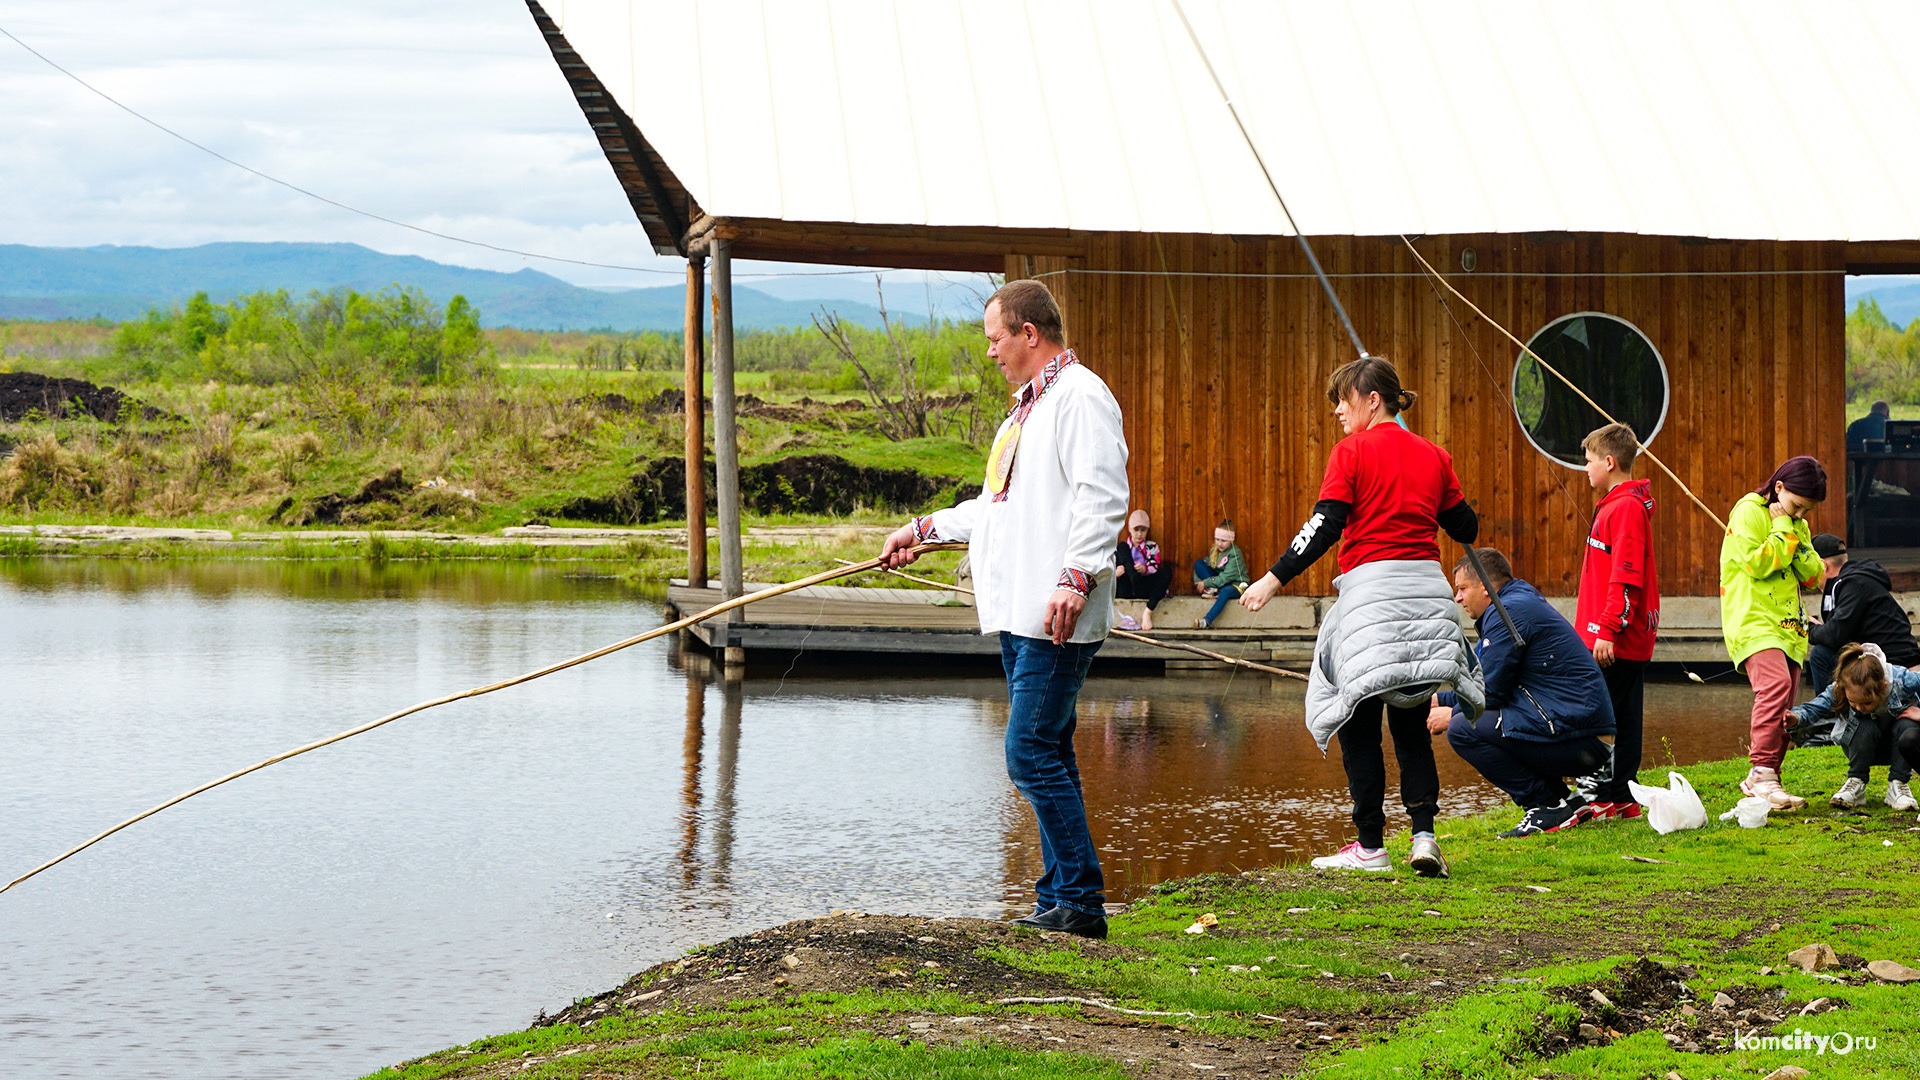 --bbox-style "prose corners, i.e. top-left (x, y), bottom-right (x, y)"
top-left (1742, 766), bottom-right (1808, 810)
top-left (1310, 841), bottom-right (1390, 872)
top-left (1408, 835), bottom-right (1449, 878)
top-left (1886, 780), bottom-right (1918, 812)
top-left (1830, 777), bottom-right (1868, 809)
